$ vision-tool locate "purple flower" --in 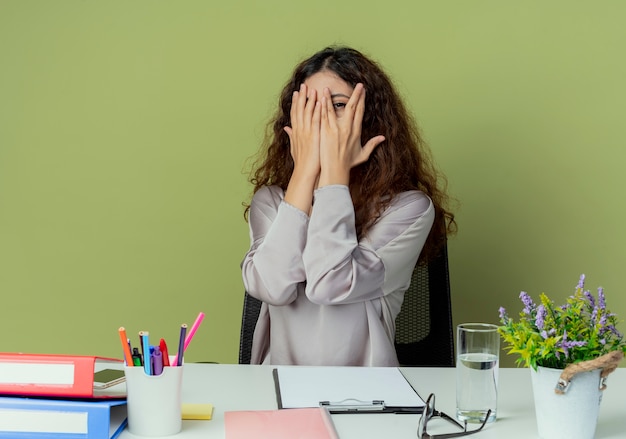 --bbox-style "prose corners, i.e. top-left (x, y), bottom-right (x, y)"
top-left (535, 305), bottom-right (546, 330)
top-left (519, 291), bottom-right (535, 314)
top-left (562, 340), bottom-right (588, 354)
top-left (607, 325), bottom-right (623, 338)
top-left (584, 290), bottom-right (595, 308)
top-left (499, 307), bottom-right (507, 321)
top-left (502, 274), bottom-right (623, 370)
top-left (598, 287), bottom-right (606, 310)
top-left (560, 332), bottom-right (588, 357)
